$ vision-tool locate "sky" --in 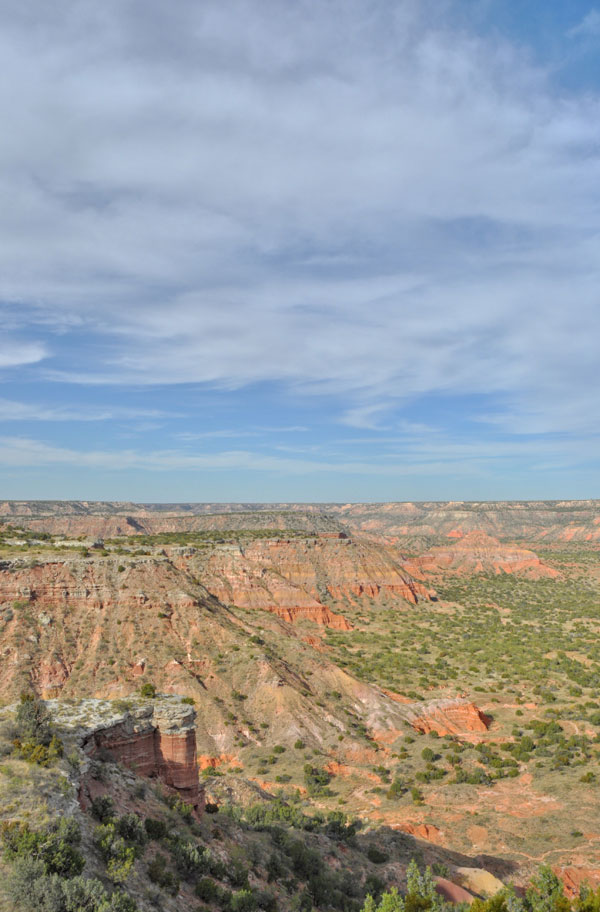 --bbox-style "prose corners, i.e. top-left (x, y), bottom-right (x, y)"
top-left (1, 0), bottom-right (599, 503)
